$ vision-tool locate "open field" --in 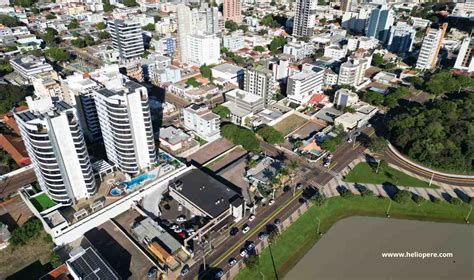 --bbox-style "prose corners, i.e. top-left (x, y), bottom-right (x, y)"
top-left (234, 196), bottom-right (472, 280)
top-left (343, 162), bottom-right (440, 189)
top-left (0, 233), bottom-right (54, 279)
top-left (272, 114), bottom-right (308, 136)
